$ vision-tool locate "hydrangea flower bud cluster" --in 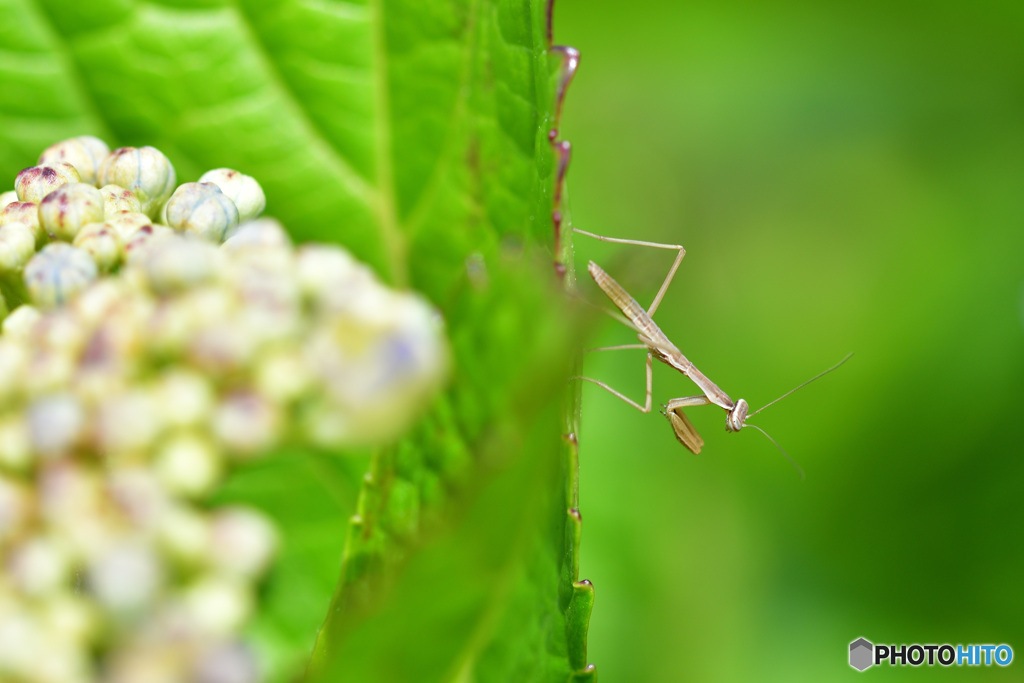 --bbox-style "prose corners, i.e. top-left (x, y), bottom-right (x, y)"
top-left (0, 139), bottom-right (450, 682)
top-left (0, 136), bottom-right (271, 293)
